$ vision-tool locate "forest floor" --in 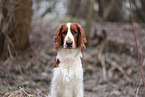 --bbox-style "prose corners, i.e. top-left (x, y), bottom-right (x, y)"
top-left (0, 18), bottom-right (145, 97)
